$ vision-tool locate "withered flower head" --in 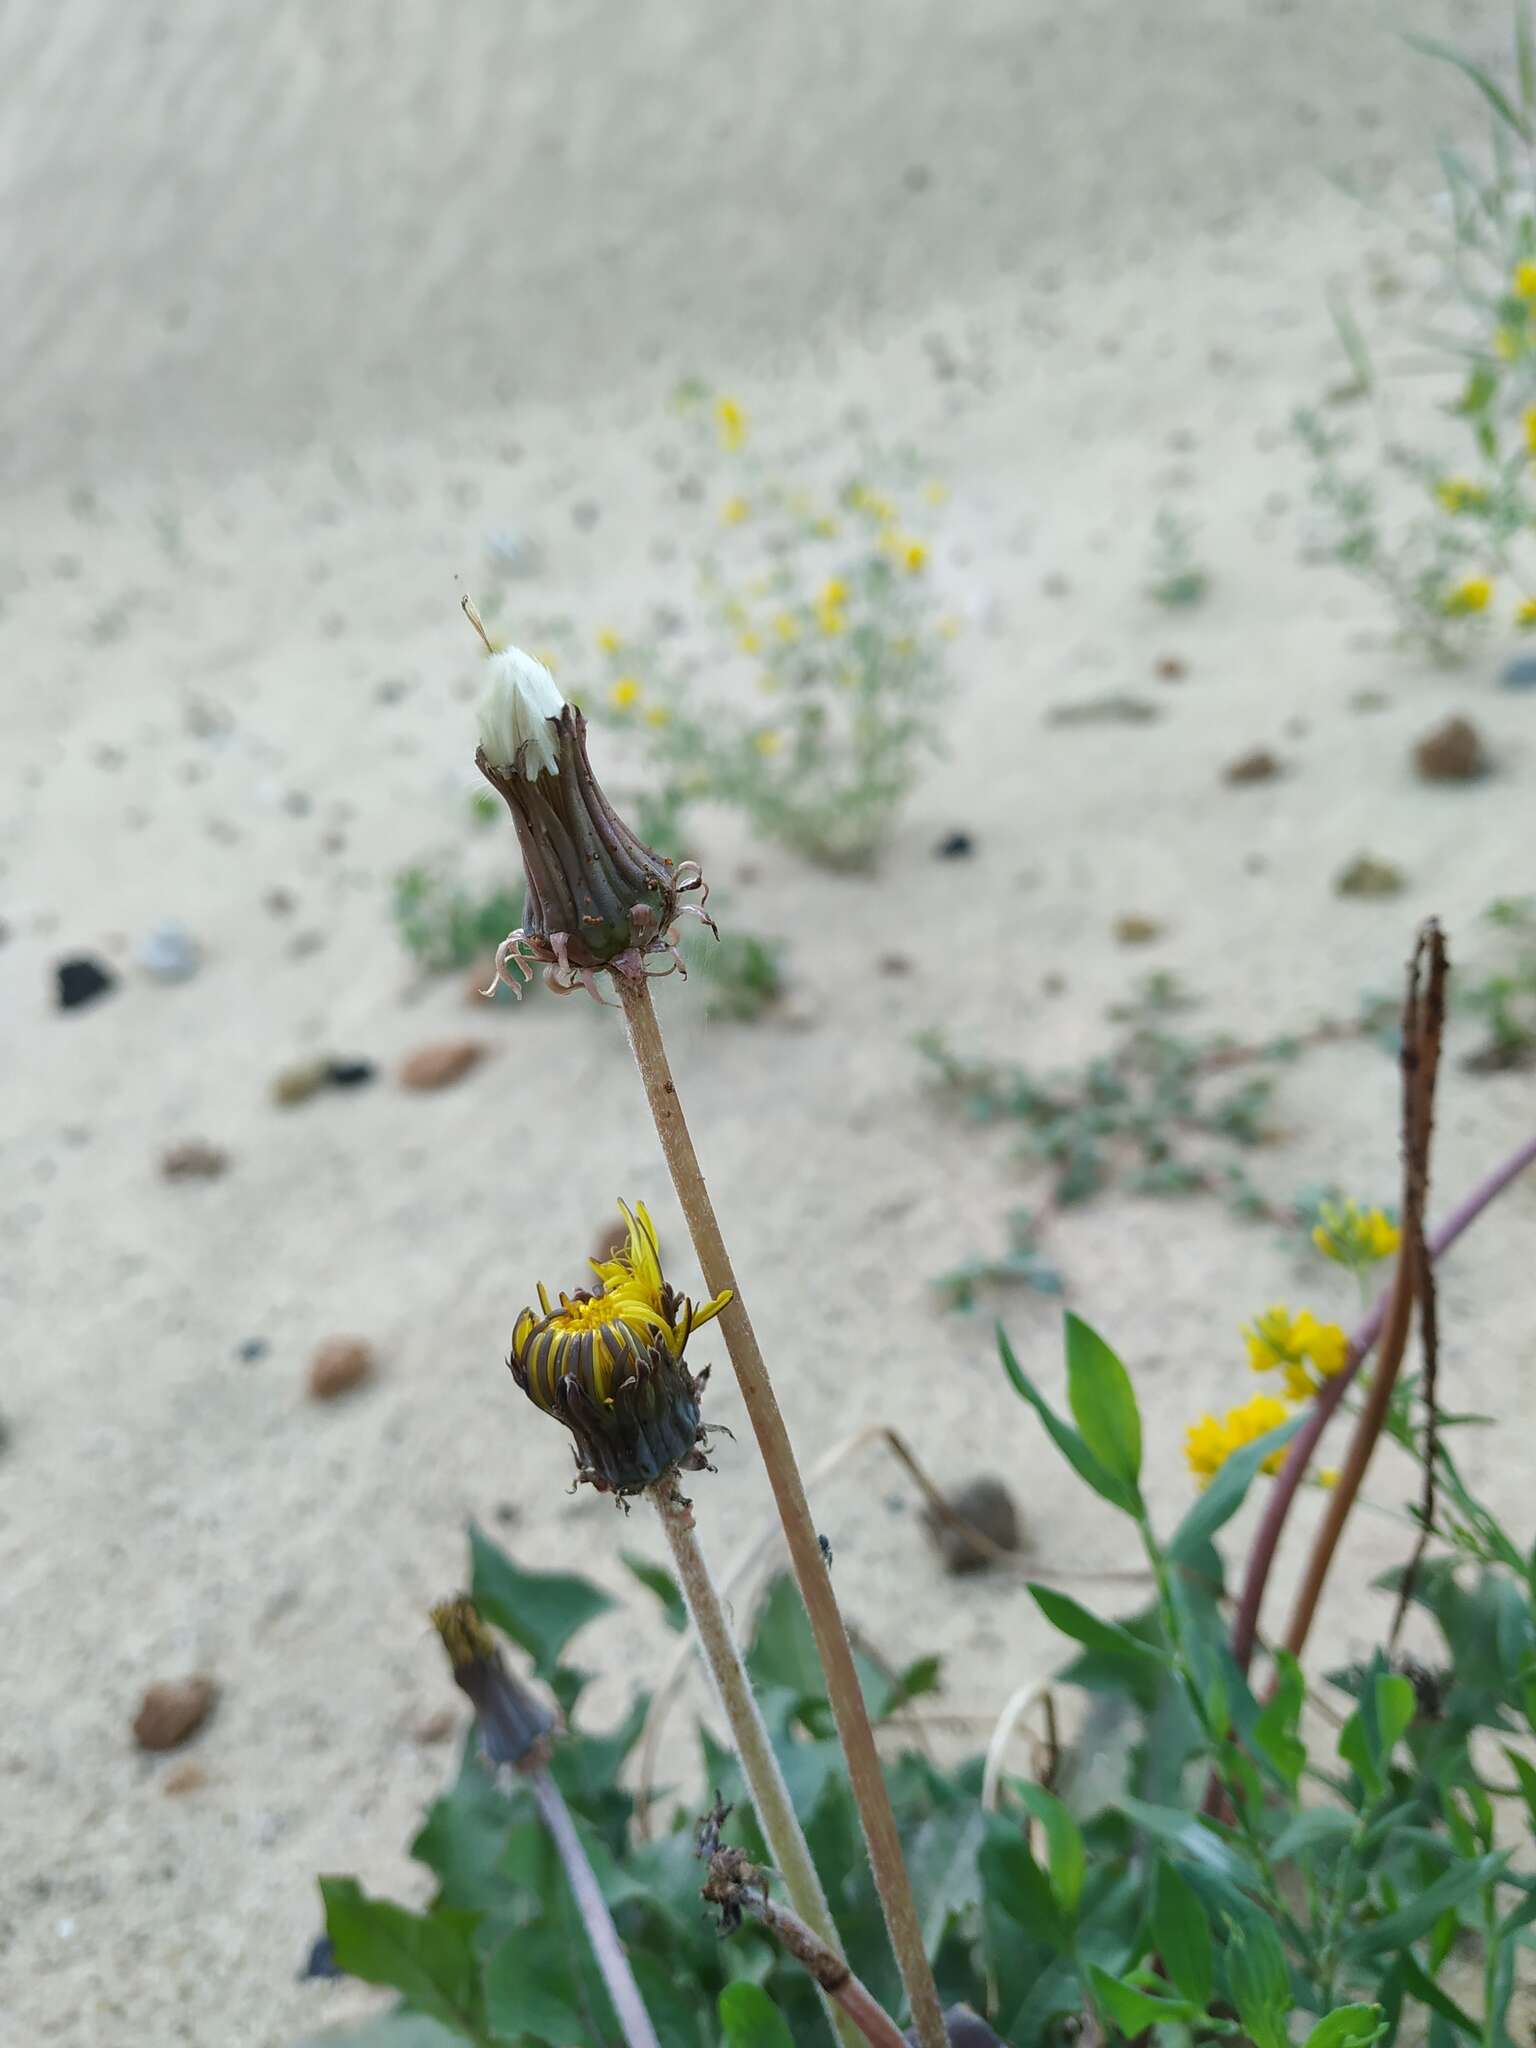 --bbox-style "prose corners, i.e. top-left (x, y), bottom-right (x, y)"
top-left (509, 1201), bottom-right (731, 1499)
top-left (464, 605), bottom-right (713, 1001)
top-left (429, 1596), bottom-right (555, 1768)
